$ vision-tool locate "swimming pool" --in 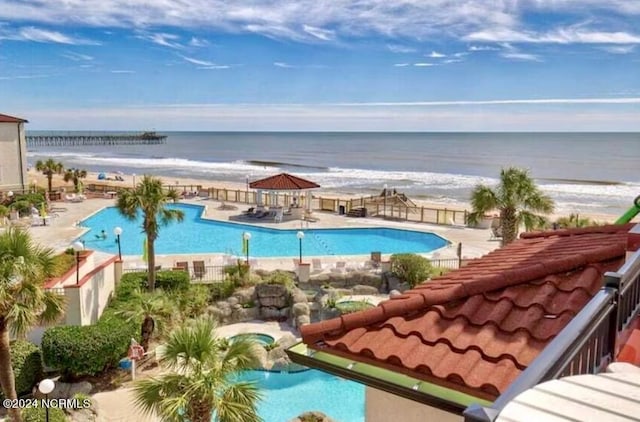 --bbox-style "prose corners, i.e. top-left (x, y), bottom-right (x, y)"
top-left (79, 203), bottom-right (448, 257)
top-left (236, 369), bottom-right (364, 422)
